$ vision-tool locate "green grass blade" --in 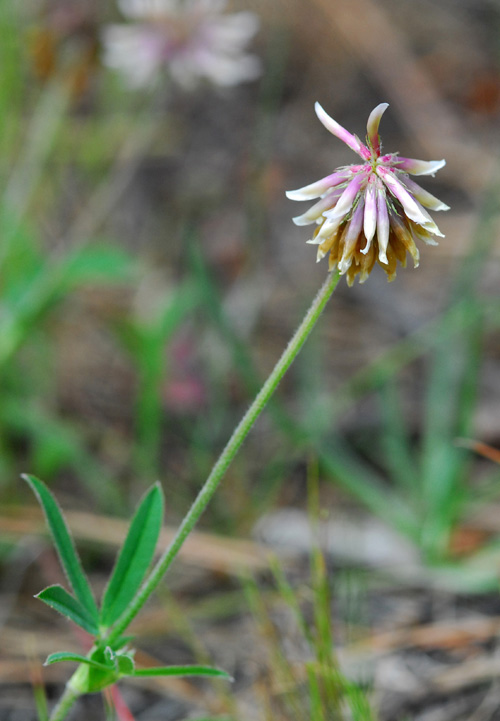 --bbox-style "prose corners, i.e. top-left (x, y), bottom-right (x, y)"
top-left (319, 438), bottom-right (420, 541)
top-left (23, 474), bottom-right (99, 621)
top-left (133, 665), bottom-right (232, 680)
top-left (36, 585), bottom-right (99, 635)
top-left (57, 244), bottom-right (136, 288)
top-left (306, 661), bottom-right (326, 721)
top-left (4, 399), bottom-right (123, 510)
top-left (33, 678), bottom-right (49, 721)
top-left (419, 302), bottom-right (483, 558)
top-left (377, 381), bottom-right (418, 491)
top-left (100, 483), bottom-right (164, 626)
